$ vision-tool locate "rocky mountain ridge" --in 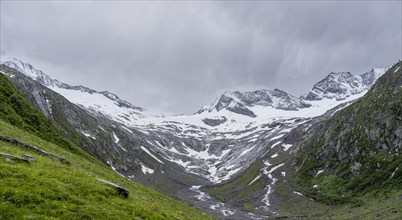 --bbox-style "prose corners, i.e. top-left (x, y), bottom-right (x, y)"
top-left (196, 89), bottom-right (311, 118)
top-left (3, 58), bottom-right (389, 129)
top-left (193, 67), bottom-right (389, 124)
